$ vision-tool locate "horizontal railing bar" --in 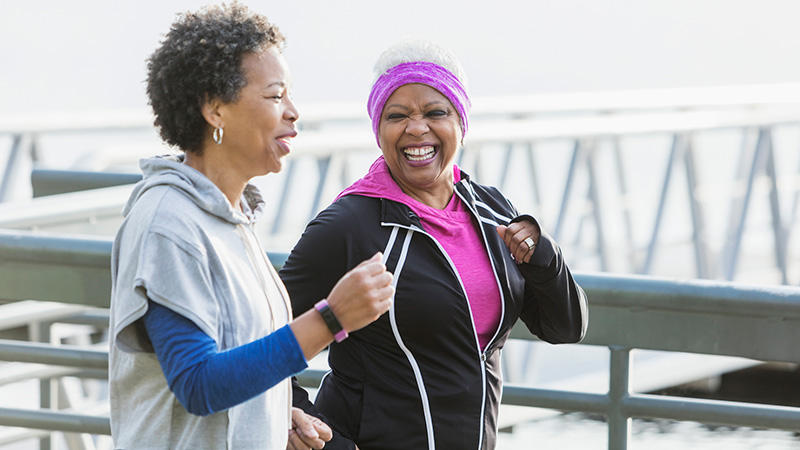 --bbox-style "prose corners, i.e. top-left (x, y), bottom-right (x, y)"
top-left (294, 368), bottom-right (327, 388)
top-left (289, 109), bottom-right (800, 156)
top-left (625, 394), bottom-right (800, 432)
top-left (5, 365), bottom-right (800, 437)
top-left (0, 340), bottom-right (107, 370)
top-left (3, 83), bottom-right (800, 135)
top-left (31, 169), bottom-right (142, 198)
top-left (576, 272), bottom-right (800, 319)
top-left (0, 426), bottom-right (50, 446)
top-left (0, 185), bottom-right (131, 230)
top-left (57, 310), bottom-right (111, 328)
top-left (4, 229), bottom-right (798, 316)
top-left (0, 229), bottom-right (112, 264)
top-left (0, 407), bottom-right (110, 435)
top-left (0, 301), bottom-right (96, 331)
top-left (0, 362), bottom-right (106, 386)
top-left (501, 385), bottom-right (609, 414)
